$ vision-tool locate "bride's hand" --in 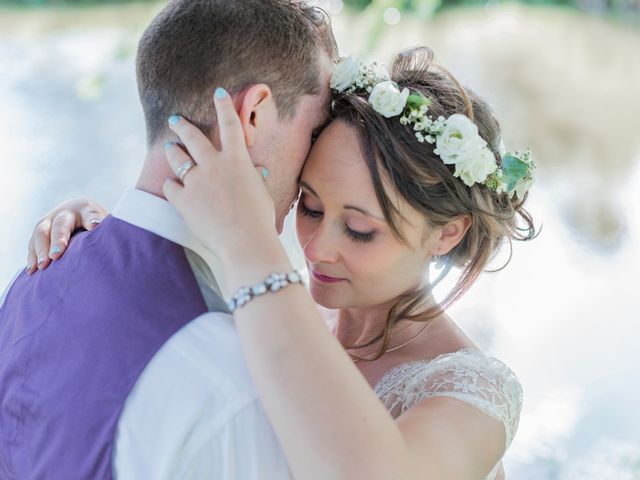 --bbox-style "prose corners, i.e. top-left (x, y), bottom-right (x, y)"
top-left (26, 198), bottom-right (108, 274)
top-left (162, 88), bottom-right (280, 268)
